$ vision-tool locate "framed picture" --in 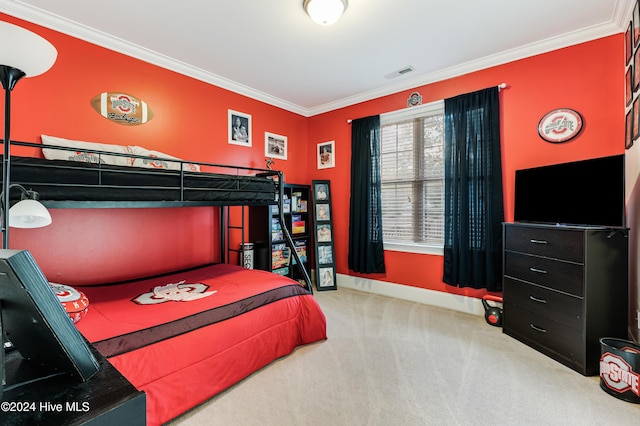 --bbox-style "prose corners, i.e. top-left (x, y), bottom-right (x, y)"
top-left (264, 132), bottom-right (287, 160)
top-left (626, 108), bottom-right (634, 149)
top-left (314, 182), bottom-right (329, 201)
top-left (312, 180), bottom-right (336, 291)
top-left (316, 203), bottom-right (330, 221)
top-left (635, 1), bottom-right (640, 47)
top-left (627, 67), bottom-right (633, 107)
top-left (635, 49), bottom-right (640, 92)
top-left (317, 140), bottom-right (335, 169)
top-left (317, 223), bottom-right (332, 243)
top-left (317, 244), bottom-right (333, 265)
top-left (627, 21), bottom-right (633, 65)
top-left (318, 266), bottom-right (336, 289)
top-left (228, 109), bottom-right (252, 147)
top-left (634, 97), bottom-right (640, 140)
